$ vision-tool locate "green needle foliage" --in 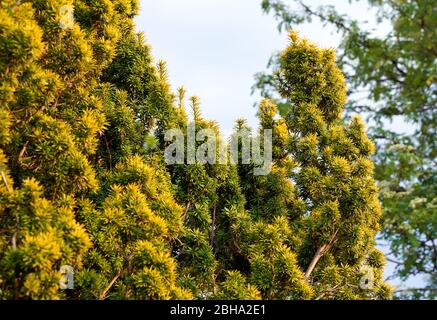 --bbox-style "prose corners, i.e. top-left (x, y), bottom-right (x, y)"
top-left (229, 31), bottom-right (391, 299)
top-left (0, 0), bottom-right (123, 298)
top-left (257, 0), bottom-right (436, 298)
top-left (75, 155), bottom-right (191, 299)
top-left (1, 0), bottom-right (390, 300)
top-left (0, 0), bottom-right (186, 299)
